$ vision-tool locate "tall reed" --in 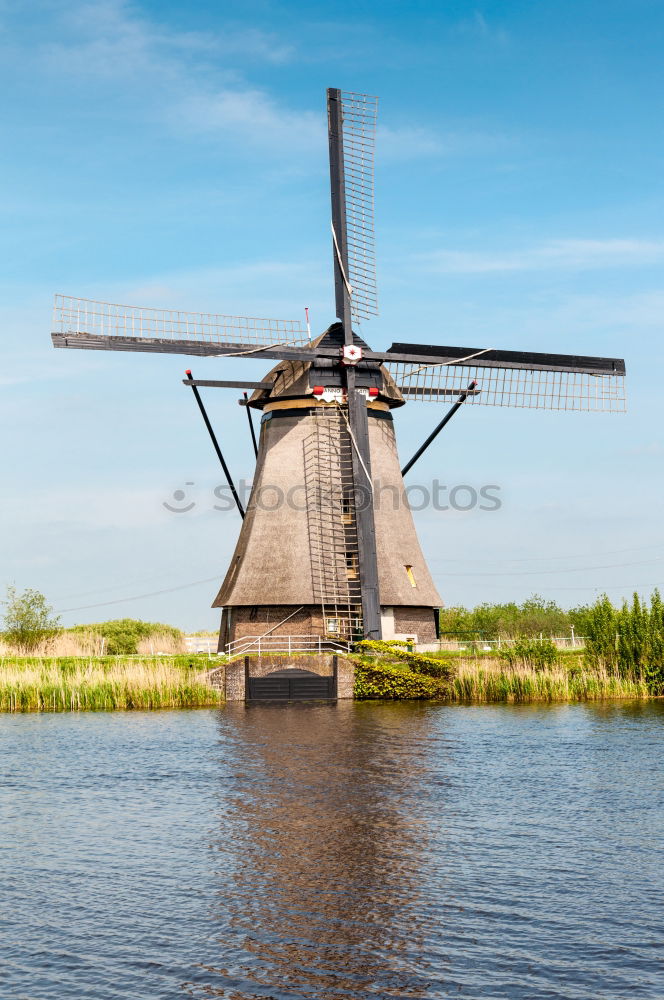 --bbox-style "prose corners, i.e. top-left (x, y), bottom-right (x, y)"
top-left (451, 658), bottom-right (649, 703)
top-left (0, 657), bottom-right (222, 712)
top-left (0, 631), bottom-right (106, 657)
